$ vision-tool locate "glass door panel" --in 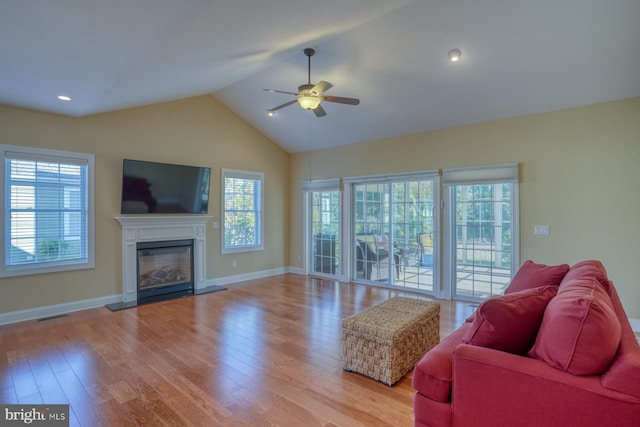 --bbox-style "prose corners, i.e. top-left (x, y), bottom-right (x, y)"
top-left (452, 183), bottom-right (514, 301)
top-left (391, 179), bottom-right (435, 292)
top-left (352, 176), bottom-right (437, 294)
top-left (310, 190), bottom-right (340, 277)
top-left (353, 183), bottom-right (392, 281)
